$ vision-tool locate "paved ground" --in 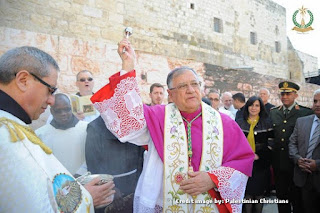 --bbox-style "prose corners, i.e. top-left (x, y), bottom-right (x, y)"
top-left (262, 195), bottom-right (278, 213)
